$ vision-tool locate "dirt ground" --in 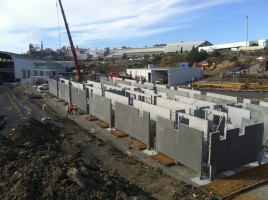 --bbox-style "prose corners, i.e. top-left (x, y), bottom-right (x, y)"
top-left (0, 87), bottom-right (209, 199)
top-left (203, 163), bottom-right (268, 199)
